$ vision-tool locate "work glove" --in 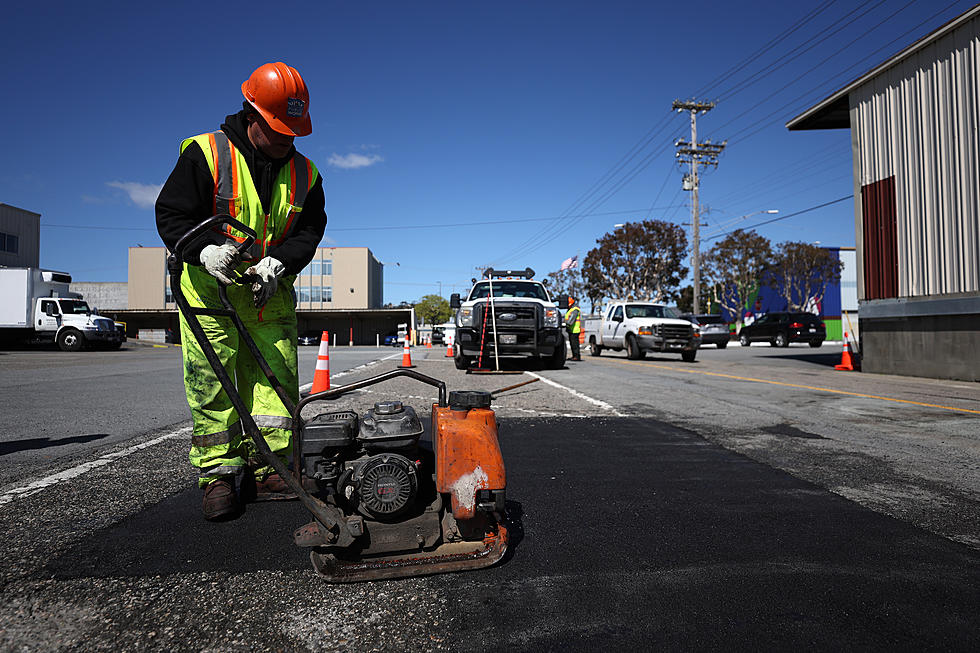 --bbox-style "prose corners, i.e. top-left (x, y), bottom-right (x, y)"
top-left (245, 256), bottom-right (285, 308)
top-left (199, 244), bottom-right (241, 286)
